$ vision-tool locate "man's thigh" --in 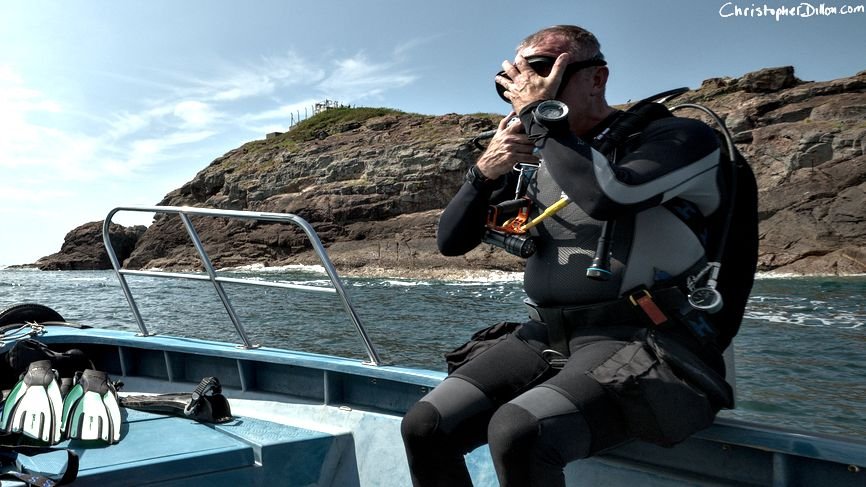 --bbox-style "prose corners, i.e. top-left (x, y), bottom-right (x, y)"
top-left (538, 339), bottom-right (632, 453)
top-left (449, 321), bottom-right (553, 404)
